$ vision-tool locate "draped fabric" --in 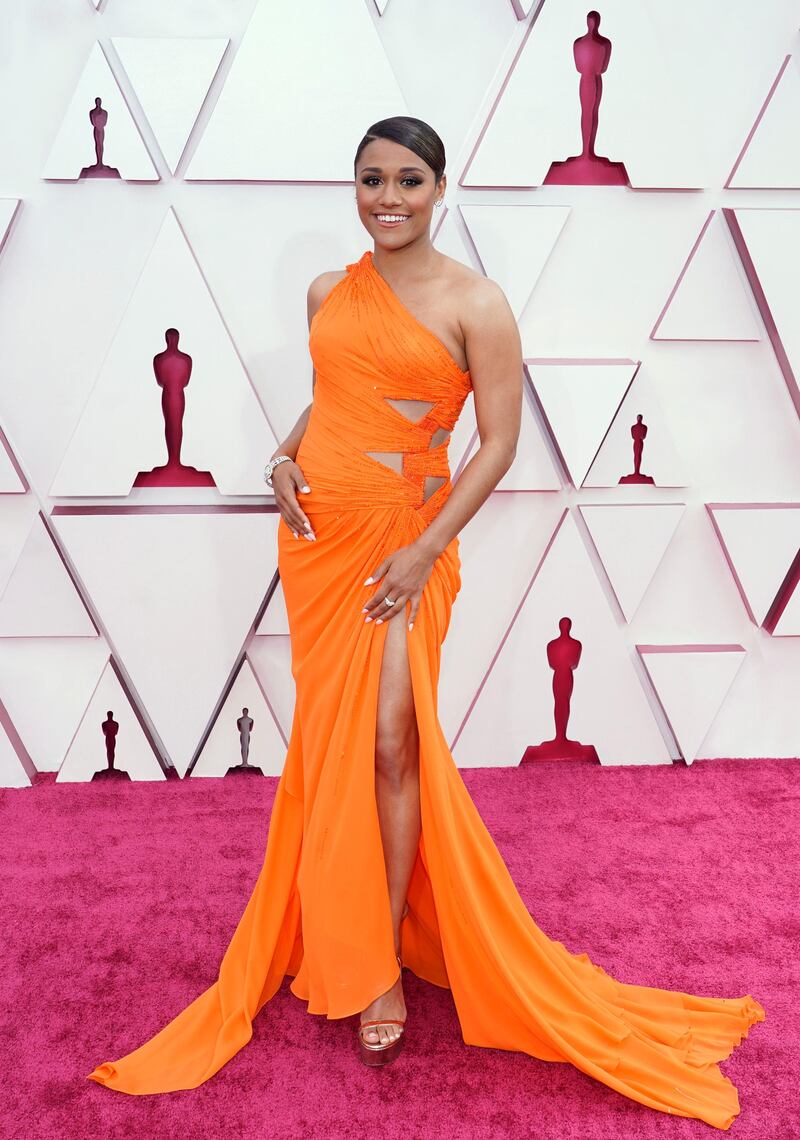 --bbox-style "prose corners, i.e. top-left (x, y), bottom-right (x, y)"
top-left (86, 250), bottom-right (764, 1129)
